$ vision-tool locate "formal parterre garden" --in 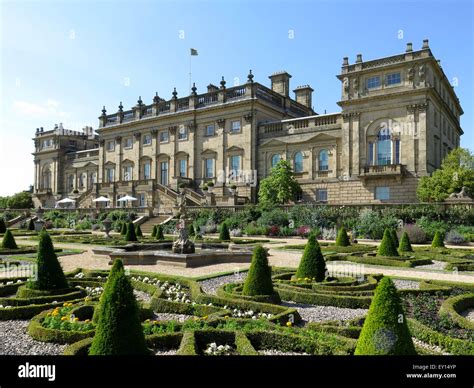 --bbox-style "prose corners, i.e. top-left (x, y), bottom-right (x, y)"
top-left (0, 228), bottom-right (473, 356)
